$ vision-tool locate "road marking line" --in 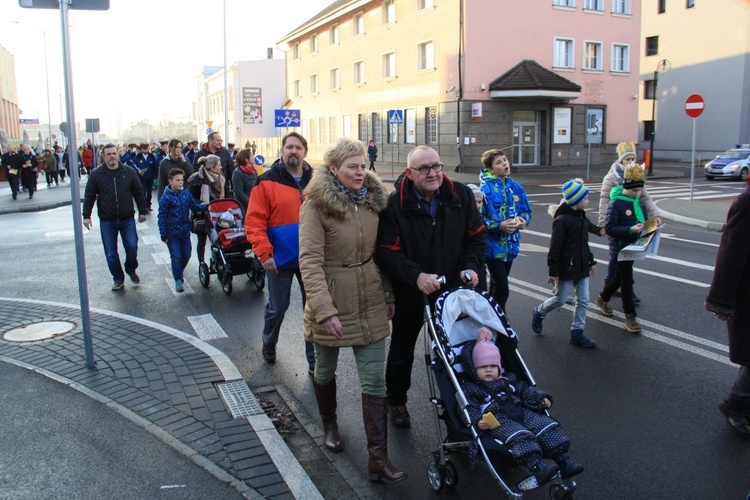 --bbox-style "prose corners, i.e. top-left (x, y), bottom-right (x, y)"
top-left (140, 235), bottom-right (159, 245)
top-left (152, 252), bottom-right (170, 266)
top-left (166, 278), bottom-right (194, 296)
top-left (508, 280), bottom-right (734, 366)
top-left (137, 223), bottom-right (150, 230)
top-left (660, 235), bottom-right (719, 248)
top-left (187, 313), bottom-right (228, 341)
